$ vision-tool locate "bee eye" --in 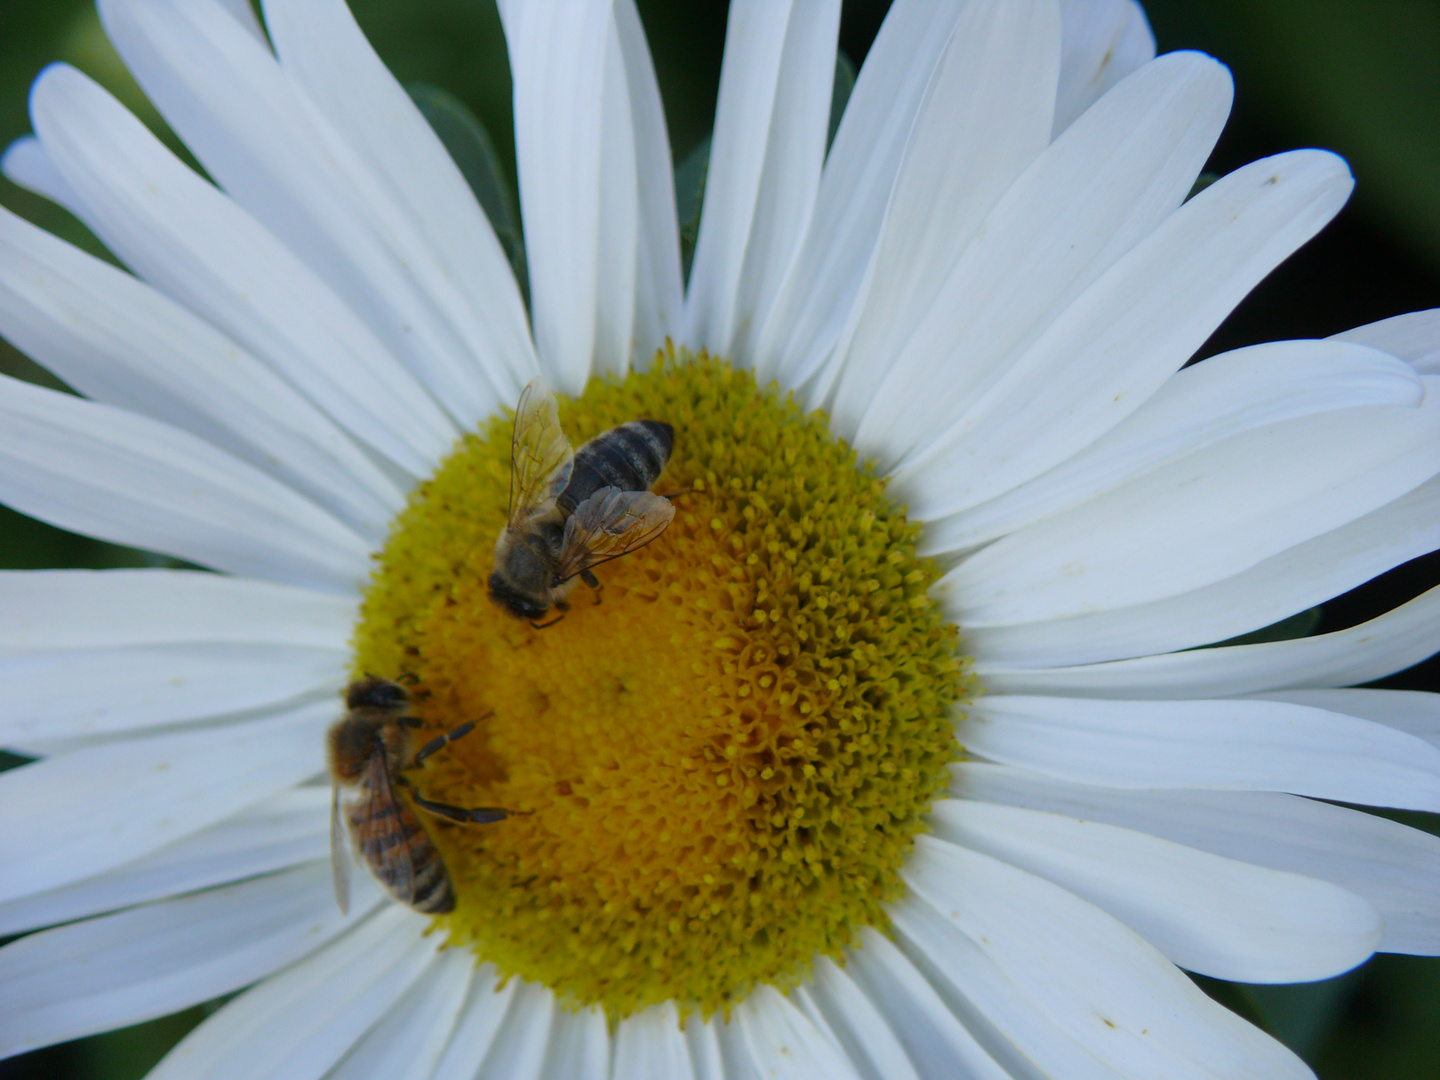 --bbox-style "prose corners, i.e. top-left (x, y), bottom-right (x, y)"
top-left (488, 574), bottom-right (546, 620)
